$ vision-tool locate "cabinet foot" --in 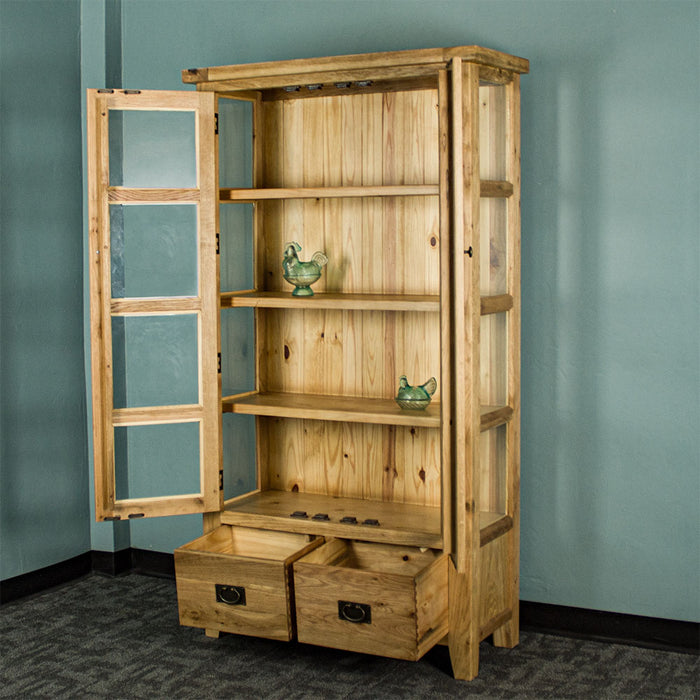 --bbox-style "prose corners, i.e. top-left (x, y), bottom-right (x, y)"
top-left (205, 628), bottom-right (220, 639)
top-left (448, 637), bottom-right (480, 681)
top-left (448, 563), bottom-right (479, 680)
top-left (492, 616), bottom-right (519, 648)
